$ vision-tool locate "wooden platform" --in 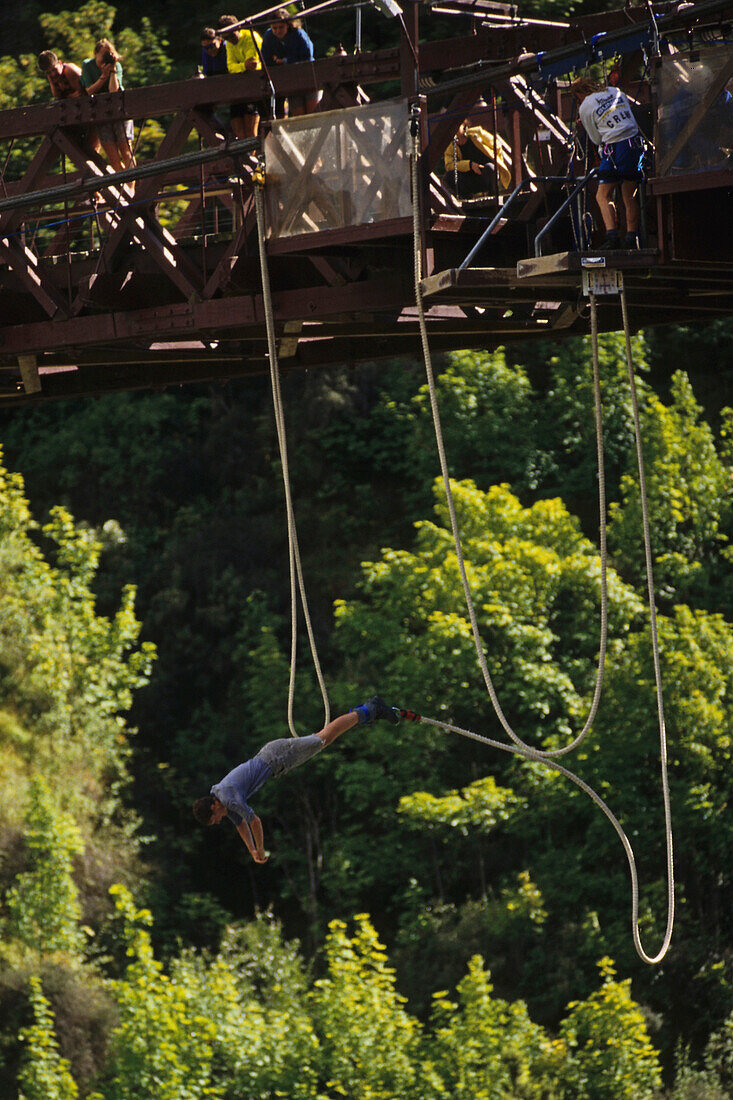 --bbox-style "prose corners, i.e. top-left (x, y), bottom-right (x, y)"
top-left (420, 251), bottom-right (733, 341)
